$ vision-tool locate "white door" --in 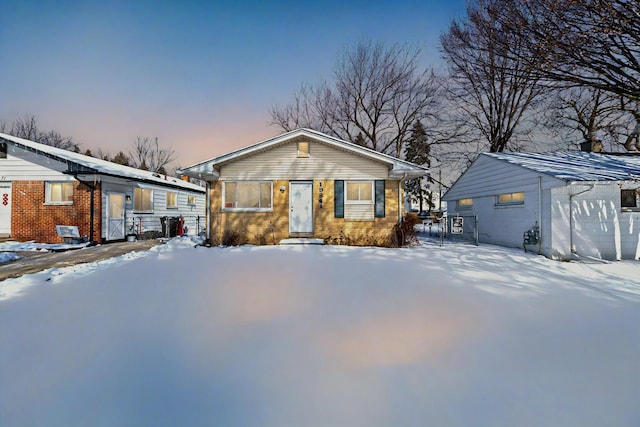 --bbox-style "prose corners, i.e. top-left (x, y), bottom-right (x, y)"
top-left (289, 182), bottom-right (313, 234)
top-left (107, 193), bottom-right (125, 240)
top-left (0, 182), bottom-right (11, 236)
